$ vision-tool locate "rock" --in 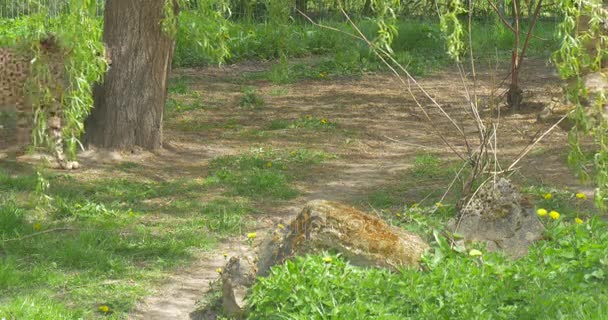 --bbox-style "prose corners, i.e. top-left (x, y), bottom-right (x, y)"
top-left (211, 200), bottom-right (429, 318)
top-left (448, 178), bottom-right (545, 258)
top-left (257, 199), bottom-right (429, 275)
top-left (220, 256), bottom-right (256, 319)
